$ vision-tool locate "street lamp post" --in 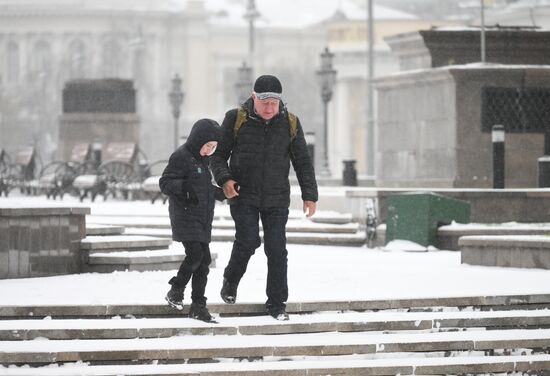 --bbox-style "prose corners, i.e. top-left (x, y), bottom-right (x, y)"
top-left (316, 47), bottom-right (337, 177)
top-left (169, 74), bottom-right (184, 150)
top-left (480, 0), bottom-right (486, 63)
top-left (235, 61), bottom-right (253, 104)
top-left (243, 0), bottom-right (260, 64)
